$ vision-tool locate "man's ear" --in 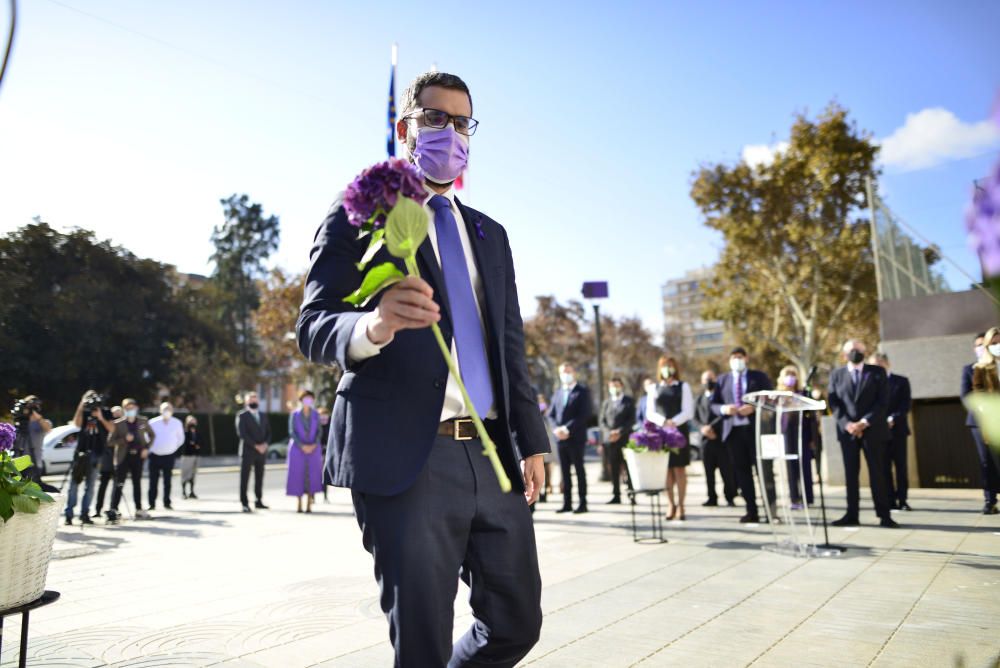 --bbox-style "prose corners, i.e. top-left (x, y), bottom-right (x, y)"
top-left (396, 118), bottom-right (409, 143)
